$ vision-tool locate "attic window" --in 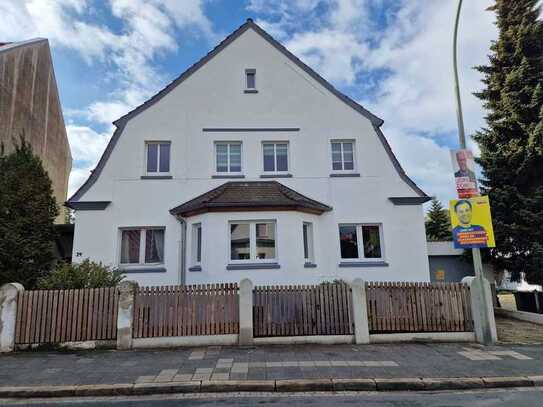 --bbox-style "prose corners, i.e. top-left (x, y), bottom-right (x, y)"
top-left (244, 69), bottom-right (257, 93)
